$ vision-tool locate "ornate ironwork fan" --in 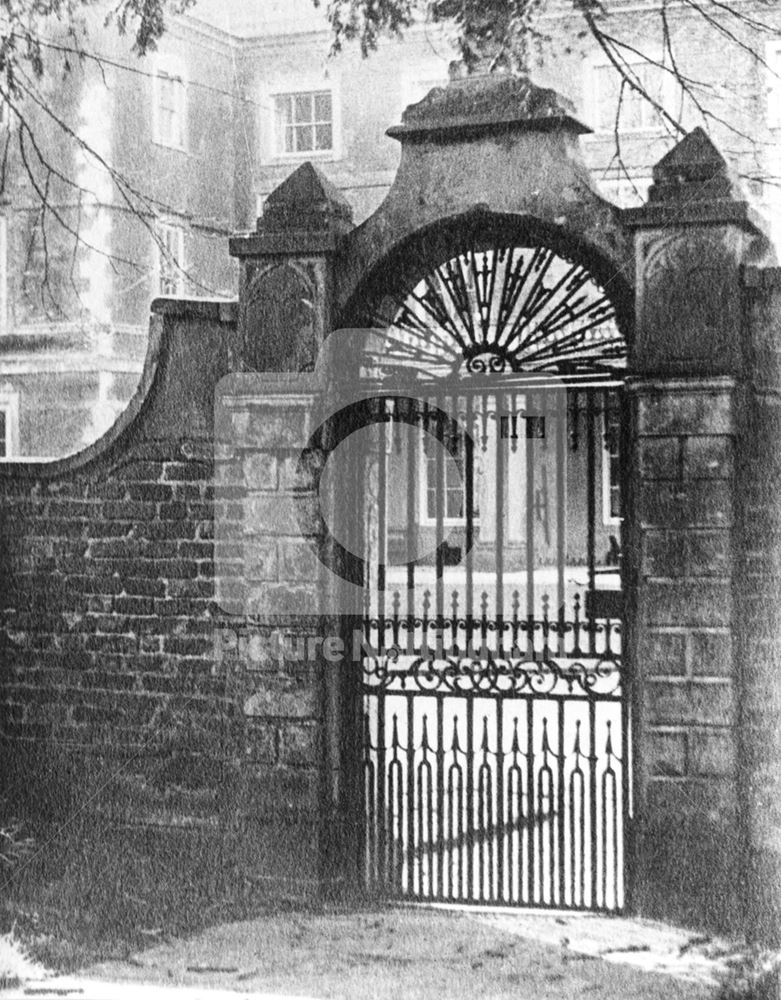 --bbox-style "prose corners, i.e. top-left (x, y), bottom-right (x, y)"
top-left (364, 241), bottom-right (626, 381)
